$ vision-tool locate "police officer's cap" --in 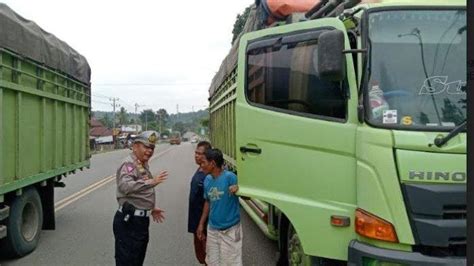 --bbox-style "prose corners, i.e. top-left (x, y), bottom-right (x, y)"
top-left (134, 131), bottom-right (158, 148)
